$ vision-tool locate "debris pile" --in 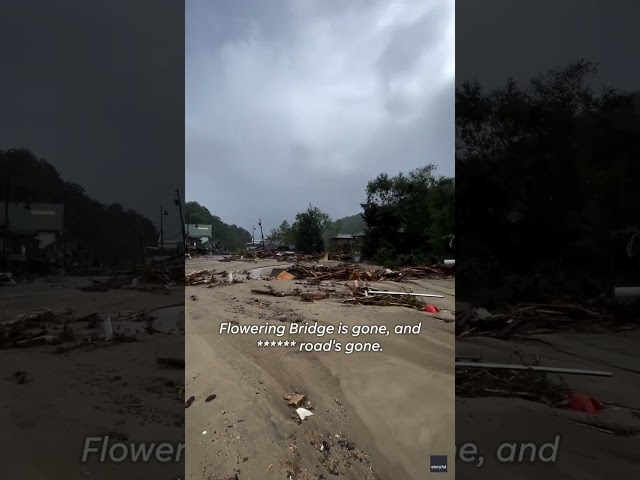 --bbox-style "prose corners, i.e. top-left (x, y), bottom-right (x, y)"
top-left (283, 264), bottom-right (453, 282)
top-left (220, 250), bottom-right (324, 262)
top-left (0, 308), bottom-right (169, 350)
top-left (456, 302), bottom-right (637, 338)
top-left (185, 269), bottom-right (215, 286)
top-left (342, 287), bottom-right (431, 310)
top-left (250, 282), bottom-right (442, 310)
top-left (0, 272), bottom-right (16, 286)
top-left (0, 309), bottom-right (74, 348)
top-left (456, 365), bottom-right (571, 406)
top-left (327, 253), bottom-right (352, 262)
top-left (283, 391), bottom-right (315, 423)
top-left (81, 264), bottom-right (183, 292)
